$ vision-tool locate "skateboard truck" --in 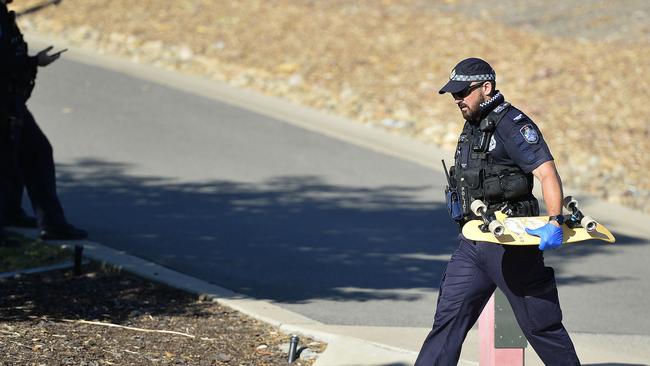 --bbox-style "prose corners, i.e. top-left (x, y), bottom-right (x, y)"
top-left (563, 196), bottom-right (597, 233)
top-left (470, 200), bottom-right (505, 237)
